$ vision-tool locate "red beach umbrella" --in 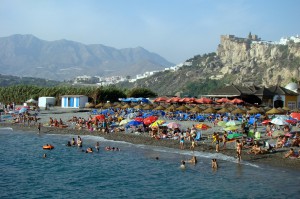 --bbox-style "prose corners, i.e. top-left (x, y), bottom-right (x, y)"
top-left (216, 98), bottom-right (230, 103)
top-left (134, 117), bottom-right (144, 123)
top-left (195, 97), bottom-right (213, 104)
top-left (93, 114), bottom-right (105, 121)
top-left (262, 119), bottom-right (271, 125)
top-left (290, 112), bottom-right (300, 120)
top-left (143, 116), bottom-right (158, 125)
top-left (230, 98), bottom-right (244, 104)
top-left (153, 97), bottom-right (168, 102)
